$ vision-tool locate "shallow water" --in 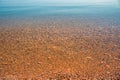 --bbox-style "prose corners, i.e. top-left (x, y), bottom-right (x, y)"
top-left (0, 1), bottom-right (120, 79)
top-left (0, 1), bottom-right (120, 27)
top-left (0, 0), bottom-right (120, 17)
